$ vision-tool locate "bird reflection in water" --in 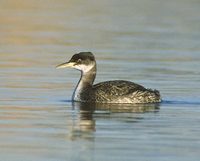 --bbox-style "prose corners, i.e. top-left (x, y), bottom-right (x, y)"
top-left (68, 102), bottom-right (95, 140)
top-left (68, 102), bottom-right (160, 140)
